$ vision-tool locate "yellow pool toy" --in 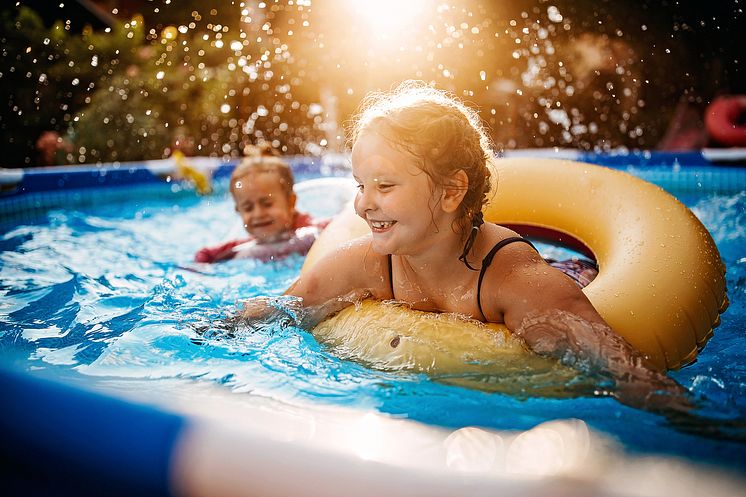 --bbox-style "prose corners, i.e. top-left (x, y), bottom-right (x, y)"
top-left (303, 158), bottom-right (728, 371)
top-left (172, 151), bottom-right (213, 195)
